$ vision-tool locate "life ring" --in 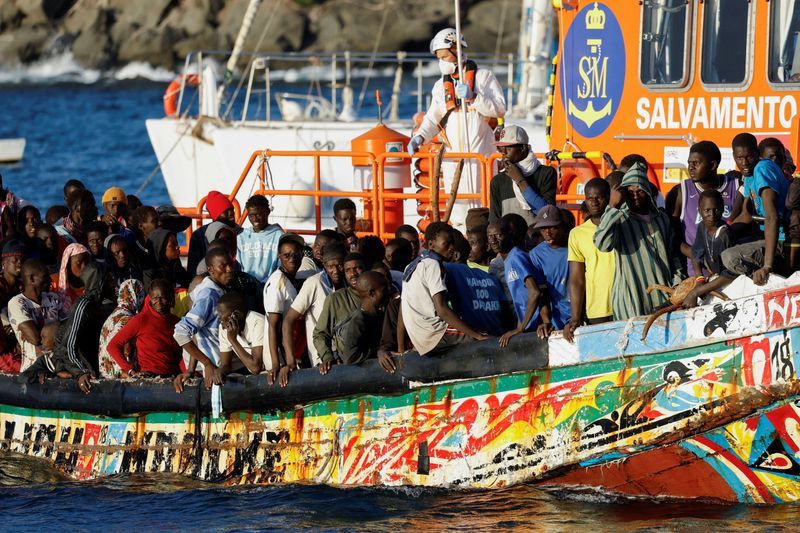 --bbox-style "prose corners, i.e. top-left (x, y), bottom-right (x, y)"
top-left (163, 74), bottom-right (200, 117)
